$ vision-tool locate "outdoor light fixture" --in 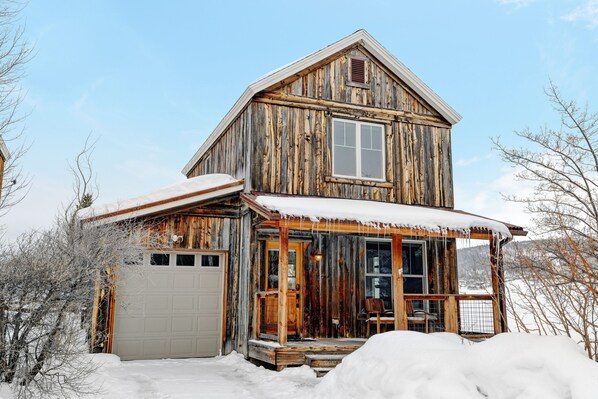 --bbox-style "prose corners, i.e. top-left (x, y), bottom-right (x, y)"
top-left (310, 249), bottom-right (323, 262)
top-left (169, 234), bottom-right (184, 245)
